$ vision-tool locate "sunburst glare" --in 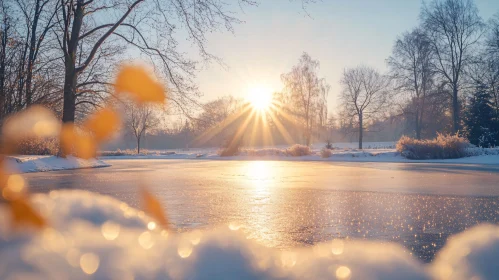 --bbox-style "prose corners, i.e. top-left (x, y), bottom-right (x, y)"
top-left (246, 161), bottom-right (273, 189)
top-left (247, 86), bottom-right (273, 111)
